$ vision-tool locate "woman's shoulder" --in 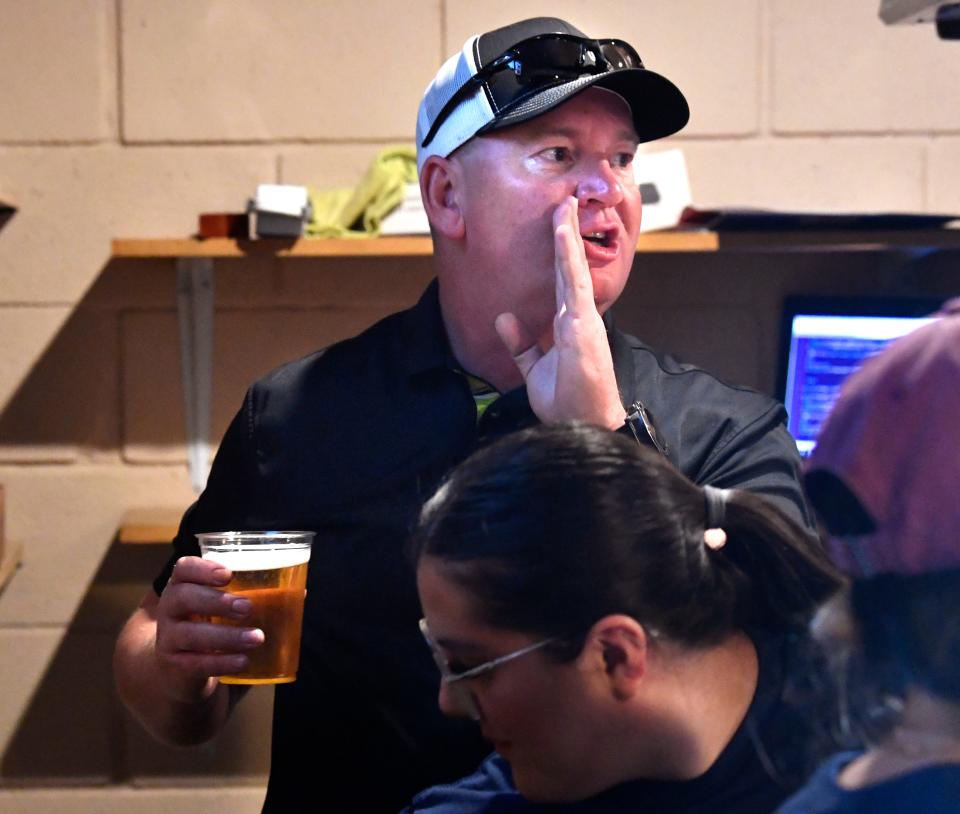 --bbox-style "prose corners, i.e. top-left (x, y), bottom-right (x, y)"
top-left (773, 752), bottom-right (858, 813)
top-left (401, 753), bottom-right (534, 814)
top-left (776, 751), bottom-right (960, 814)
